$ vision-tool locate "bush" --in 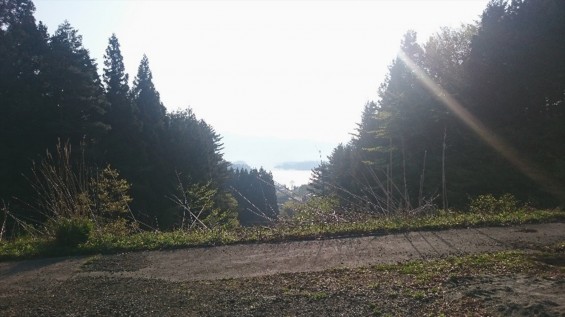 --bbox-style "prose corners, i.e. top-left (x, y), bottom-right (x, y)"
top-left (171, 180), bottom-right (240, 230)
top-left (52, 217), bottom-right (93, 247)
top-left (282, 196), bottom-right (342, 224)
top-left (29, 142), bottom-right (137, 242)
top-left (469, 194), bottom-right (520, 214)
top-left (90, 165), bottom-right (132, 217)
top-left (95, 217), bottom-right (142, 237)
